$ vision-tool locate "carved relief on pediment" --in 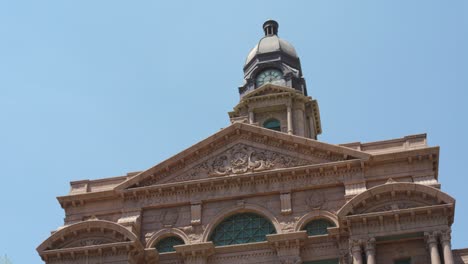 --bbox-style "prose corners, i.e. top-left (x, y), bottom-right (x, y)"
top-left (209, 144), bottom-right (308, 175)
top-left (140, 143), bottom-right (315, 186)
top-left (61, 237), bottom-right (118, 248)
top-left (53, 232), bottom-right (126, 249)
top-left (358, 200), bottom-right (429, 214)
